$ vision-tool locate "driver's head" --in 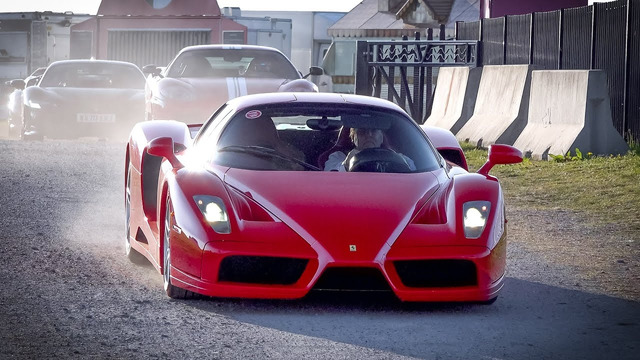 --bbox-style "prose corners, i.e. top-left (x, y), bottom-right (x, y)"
top-left (351, 128), bottom-right (383, 150)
